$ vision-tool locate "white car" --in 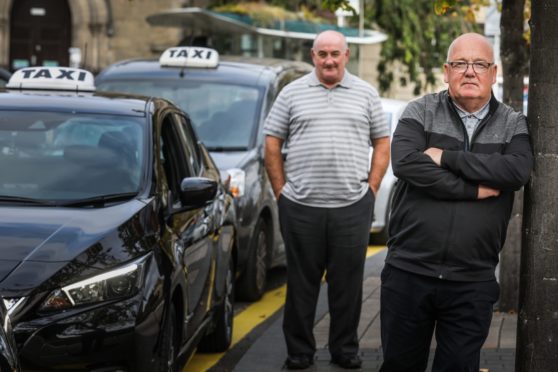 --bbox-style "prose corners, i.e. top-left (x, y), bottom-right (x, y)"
top-left (369, 98), bottom-right (408, 245)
